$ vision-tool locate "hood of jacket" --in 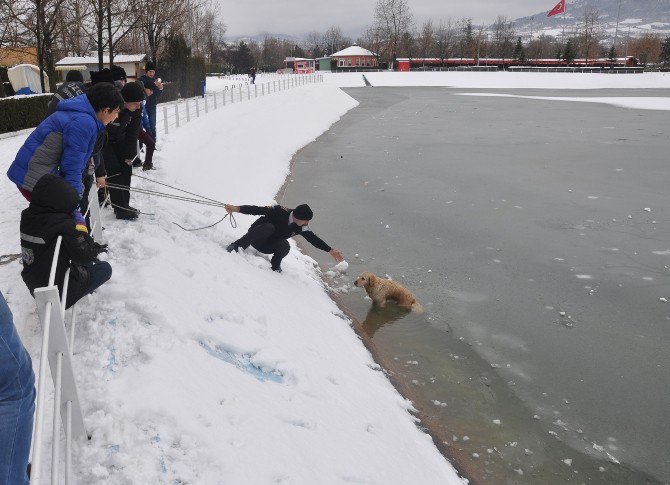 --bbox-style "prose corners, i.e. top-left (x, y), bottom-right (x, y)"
top-left (30, 174), bottom-right (80, 213)
top-left (56, 94), bottom-right (105, 131)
